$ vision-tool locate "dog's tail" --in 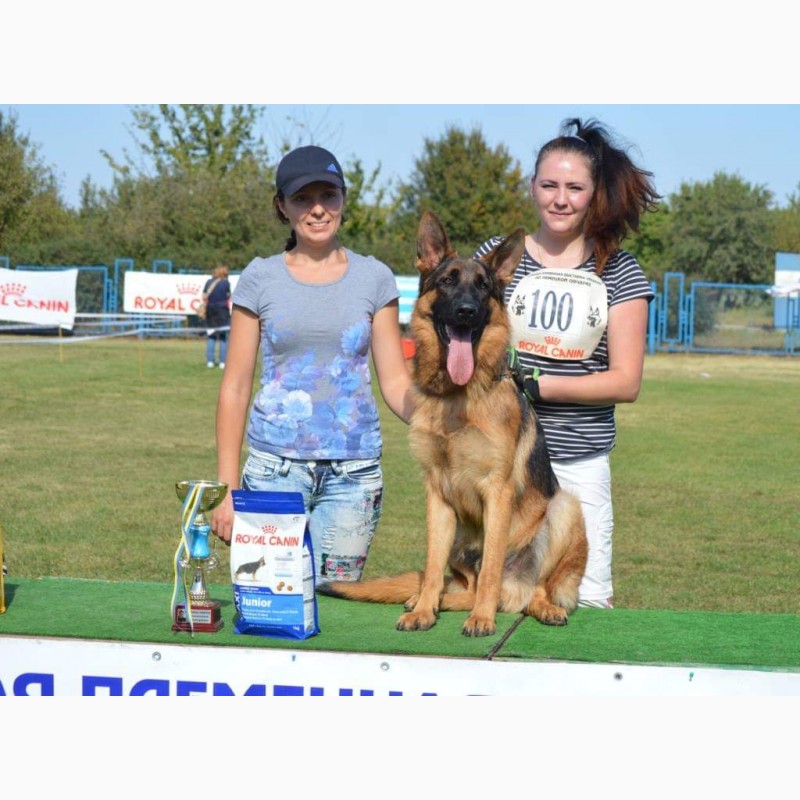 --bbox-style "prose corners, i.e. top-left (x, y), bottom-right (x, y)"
top-left (317, 571), bottom-right (423, 604)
